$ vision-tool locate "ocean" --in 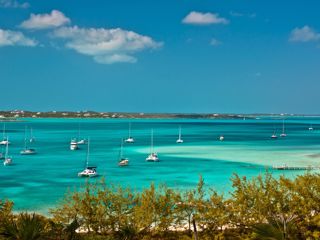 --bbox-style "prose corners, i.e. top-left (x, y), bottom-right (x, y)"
top-left (0, 117), bottom-right (319, 214)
